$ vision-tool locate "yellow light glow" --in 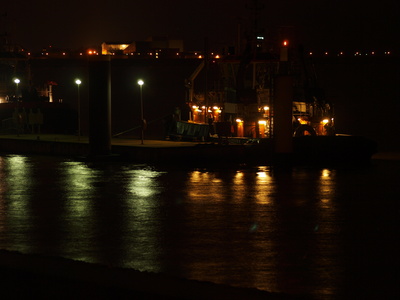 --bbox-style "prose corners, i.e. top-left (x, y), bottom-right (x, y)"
top-left (215, 55), bottom-right (220, 59)
top-left (258, 120), bottom-right (267, 125)
top-left (322, 119), bottom-right (329, 124)
top-left (236, 118), bottom-right (243, 123)
top-left (322, 169), bottom-right (330, 177)
top-left (264, 106), bottom-right (269, 111)
top-left (192, 105), bottom-right (198, 109)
